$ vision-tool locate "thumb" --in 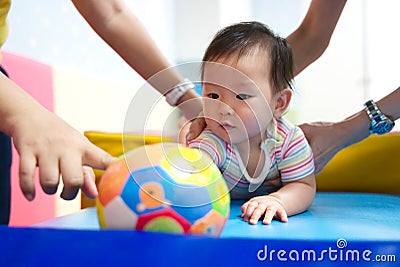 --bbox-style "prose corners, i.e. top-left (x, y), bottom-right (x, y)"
top-left (186, 116), bottom-right (206, 143)
top-left (81, 166), bottom-right (98, 199)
